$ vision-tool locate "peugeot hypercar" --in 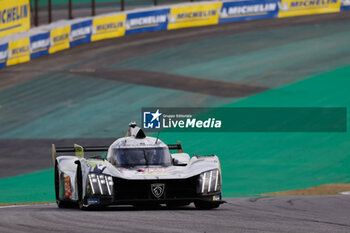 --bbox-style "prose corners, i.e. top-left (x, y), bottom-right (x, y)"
top-left (53, 123), bottom-right (224, 210)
